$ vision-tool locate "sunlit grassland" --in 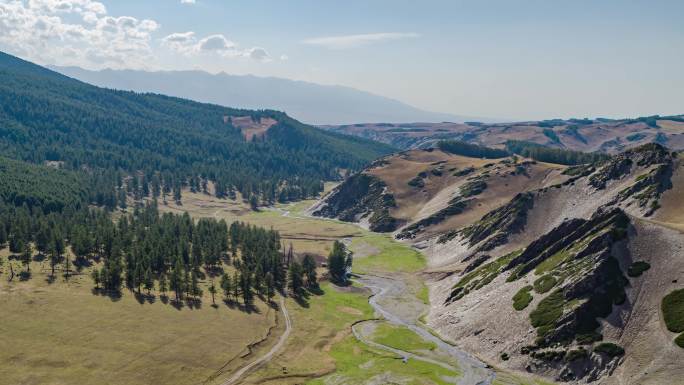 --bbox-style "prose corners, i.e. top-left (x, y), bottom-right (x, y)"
top-left (0, 251), bottom-right (277, 385)
top-left (350, 233), bottom-right (426, 274)
top-left (371, 321), bottom-right (437, 353)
